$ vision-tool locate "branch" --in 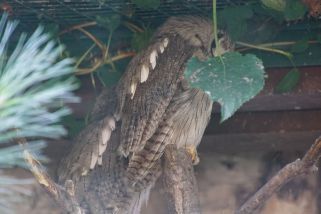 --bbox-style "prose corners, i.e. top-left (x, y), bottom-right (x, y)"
top-left (17, 137), bottom-right (84, 213)
top-left (59, 21), bottom-right (97, 36)
top-left (236, 136), bottom-right (321, 214)
top-left (163, 145), bottom-right (201, 214)
top-left (24, 149), bottom-right (85, 214)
